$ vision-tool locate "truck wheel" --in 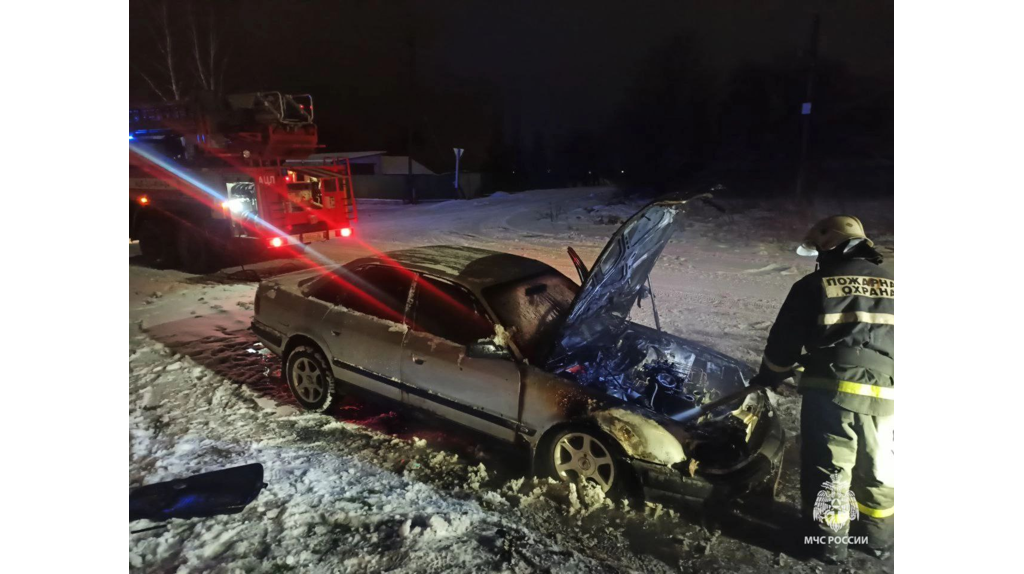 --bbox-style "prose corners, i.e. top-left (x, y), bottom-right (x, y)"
top-left (138, 228), bottom-right (162, 264)
top-left (539, 427), bottom-right (628, 496)
top-left (177, 229), bottom-right (216, 274)
top-left (139, 222), bottom-right (178, 269)
top-left (285, 345), bottom-right (339, 412)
